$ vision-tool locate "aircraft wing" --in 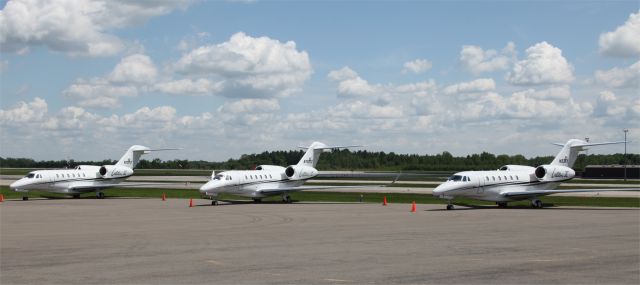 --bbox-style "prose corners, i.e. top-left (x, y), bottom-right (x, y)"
top-left (70, 182), bottom-right (177, 191)
top-left (258, 185), bottom-right (378, 195)
top-left (502, 188), bottom-right (640, 198)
